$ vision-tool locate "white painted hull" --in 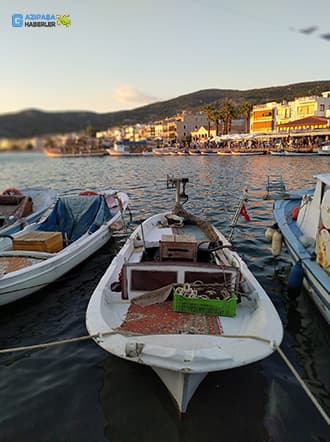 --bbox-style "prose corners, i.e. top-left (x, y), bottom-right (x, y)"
top-left (86, 210), bottom-right (283, 412)
top-left (152, 367), bottom-right (207, 413)
top-left (0, 191), bottom-right (128, 306)
top-left (232, 151), bottom-right (265, 156)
